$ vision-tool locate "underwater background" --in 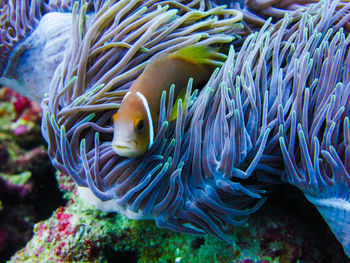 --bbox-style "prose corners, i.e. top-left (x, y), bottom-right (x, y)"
top-left (0, 0), bottom-right (350, 262)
